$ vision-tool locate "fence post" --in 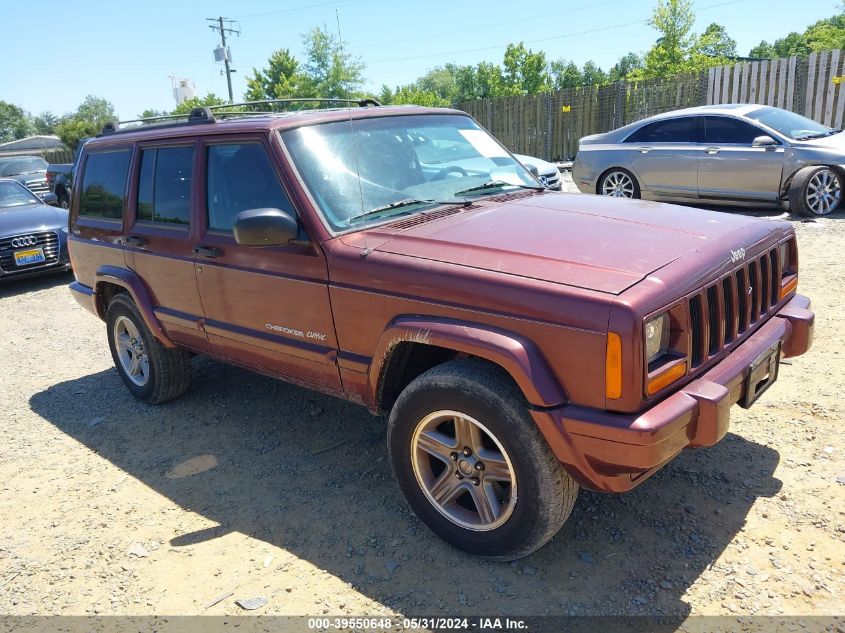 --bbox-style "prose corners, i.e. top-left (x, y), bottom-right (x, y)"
top-left (795, 56), bottom-right (809, 116)
top-left (699, 70), bottom-right (709, 106)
